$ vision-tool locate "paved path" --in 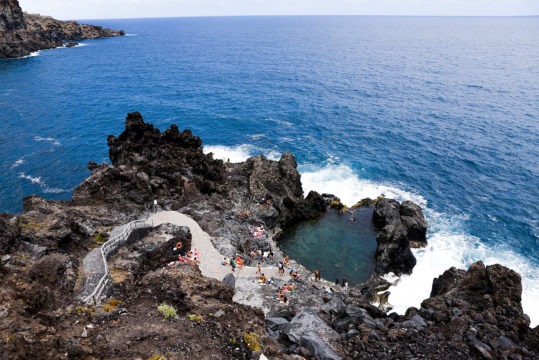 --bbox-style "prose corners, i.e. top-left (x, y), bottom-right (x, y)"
top-left (148, 211), bottom-right (290, 311)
